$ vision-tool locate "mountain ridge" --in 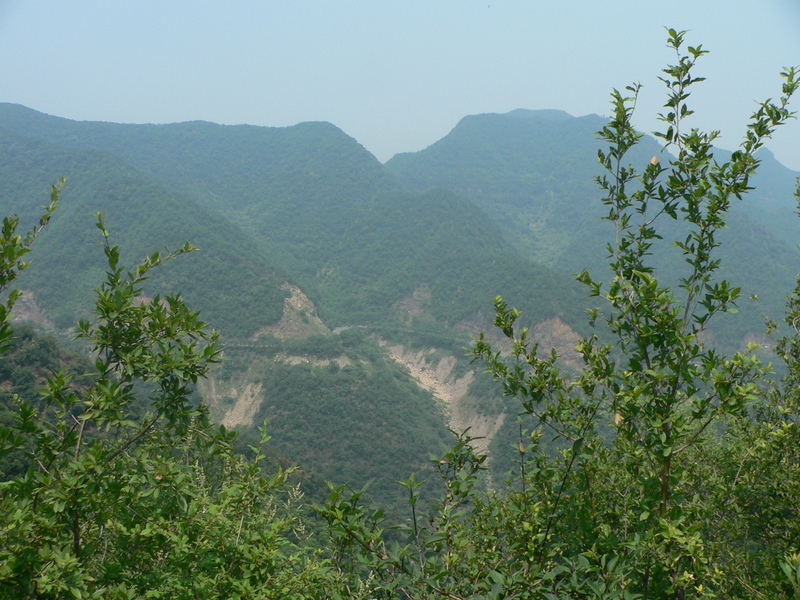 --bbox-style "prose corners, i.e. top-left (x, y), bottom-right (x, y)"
top-left (3, 101), bottom-right (798, 499)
